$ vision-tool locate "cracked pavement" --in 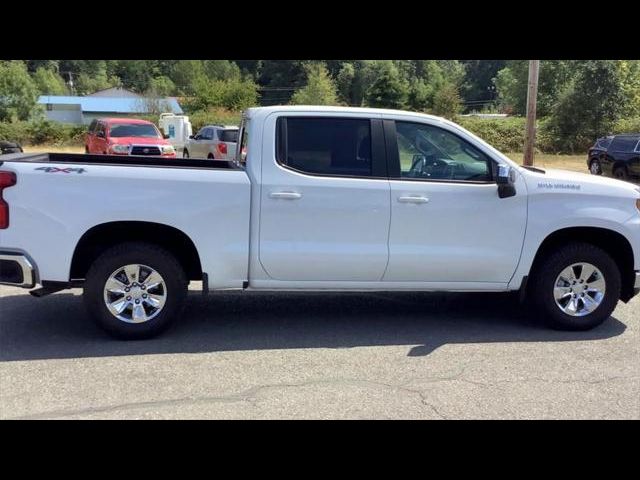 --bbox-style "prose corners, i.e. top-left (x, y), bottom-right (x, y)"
top-left (0, 284), bottom-right (638, 419)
